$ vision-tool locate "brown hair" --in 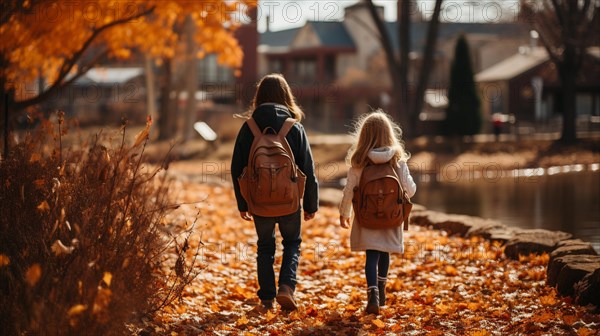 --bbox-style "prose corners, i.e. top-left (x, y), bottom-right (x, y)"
top-left (346, 110), bottom-right (409, 168)
top-left (247, 74), bottom-right (304, 121)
